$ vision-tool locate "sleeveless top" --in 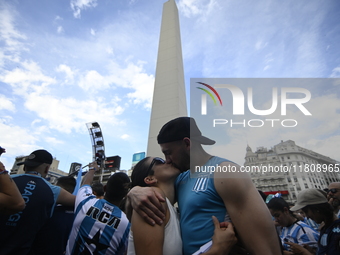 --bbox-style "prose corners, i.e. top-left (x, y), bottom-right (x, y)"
top-left (175, 156), bottom-right (232, 255)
